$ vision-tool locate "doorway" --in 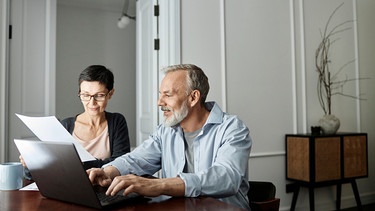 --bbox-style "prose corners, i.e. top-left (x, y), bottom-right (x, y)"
top-left (55, 0), bottom-right (137, 146)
